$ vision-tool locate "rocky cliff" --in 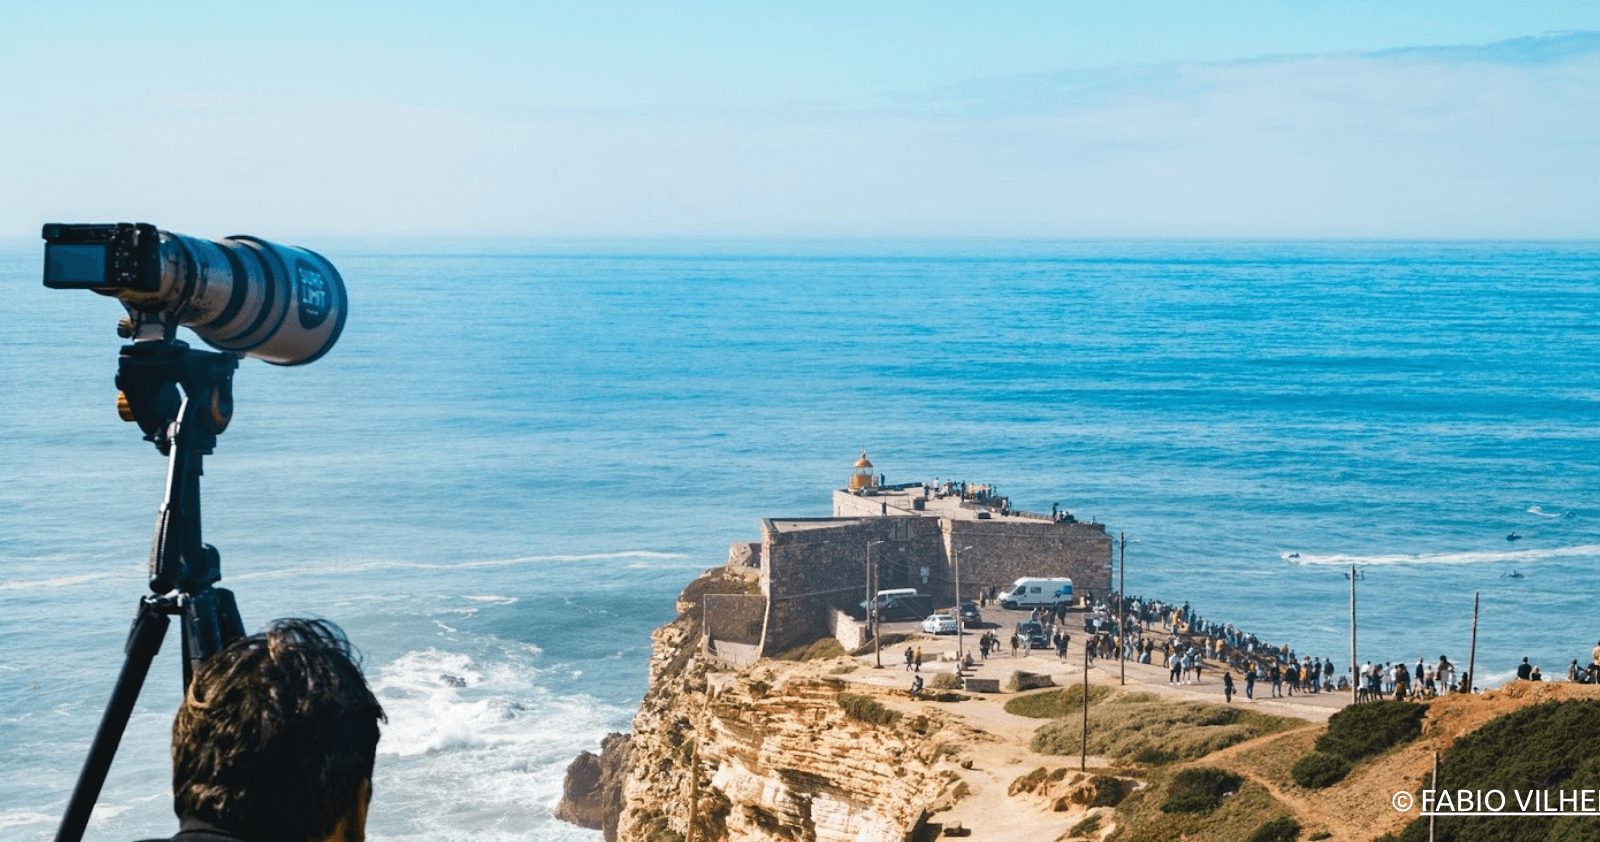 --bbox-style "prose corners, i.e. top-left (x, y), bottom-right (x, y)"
top-left (556, 569), bottom-right (972, 842)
